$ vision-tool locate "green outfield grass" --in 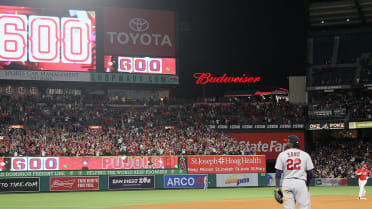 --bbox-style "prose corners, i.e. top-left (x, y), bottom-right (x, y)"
top-left (0, 186), bottom-right (369, 209)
